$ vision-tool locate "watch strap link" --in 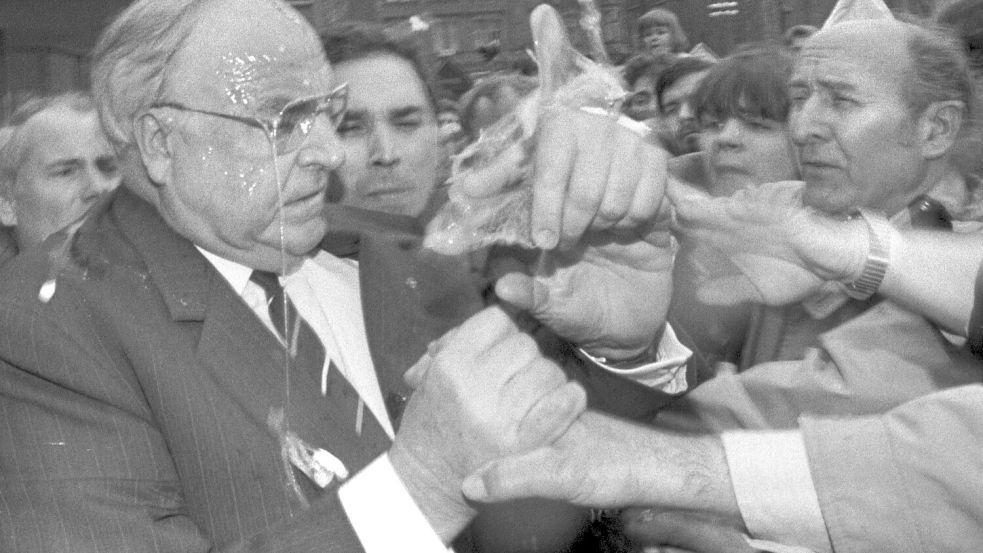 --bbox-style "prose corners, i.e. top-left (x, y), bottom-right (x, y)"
top-left (843, 209), bottom-right (892, 300)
